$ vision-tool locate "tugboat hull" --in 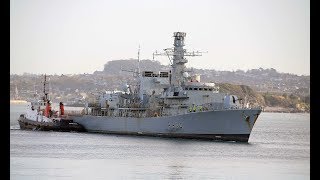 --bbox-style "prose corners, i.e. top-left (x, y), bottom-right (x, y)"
top-left (18, 115), bottom-right (86, 132)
